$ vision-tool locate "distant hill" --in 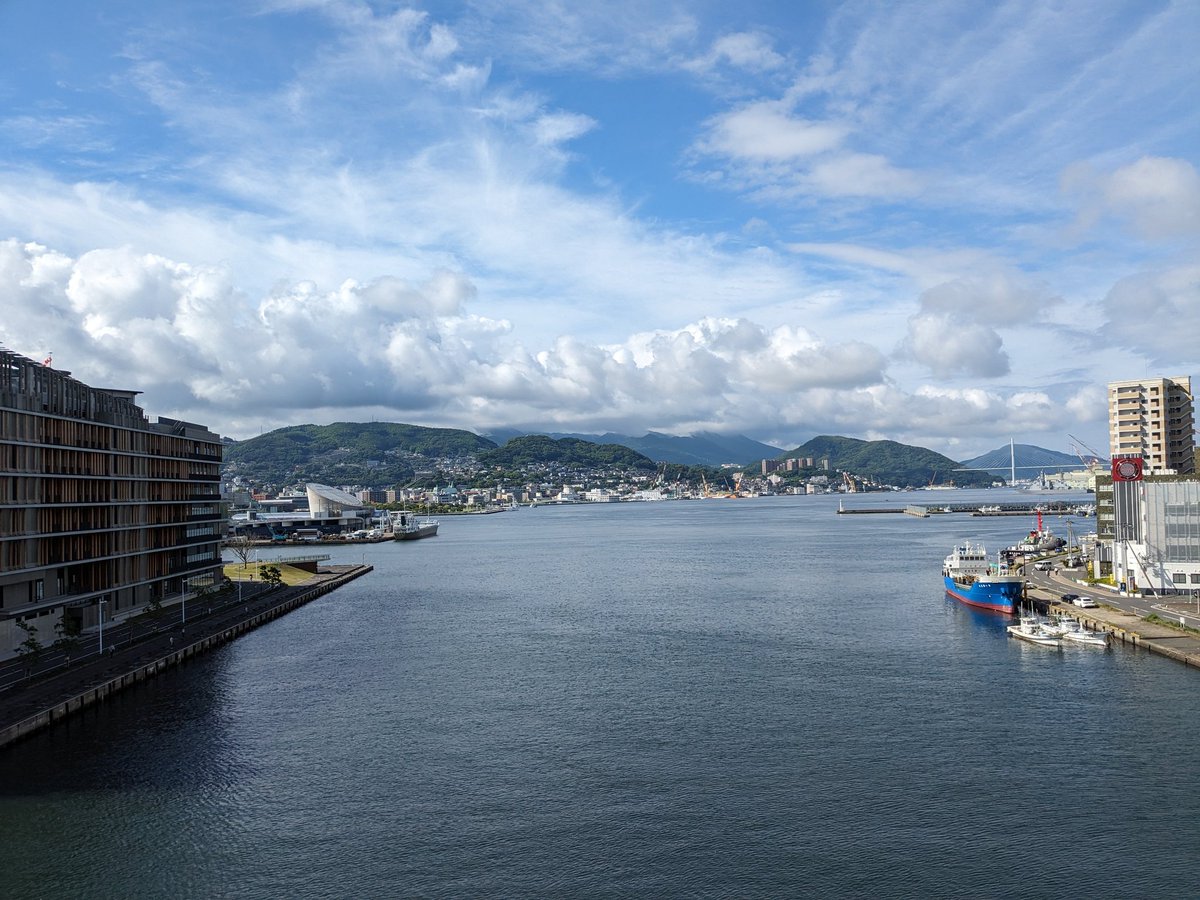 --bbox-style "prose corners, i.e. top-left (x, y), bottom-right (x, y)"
top-left (222, 422), bottom-right (497, 487)
top-left (959, 443), bottom-right (1091, 475)
top-left (477, 435), bottom-right (656, 471)
top-left (776, 435), bottom-right (997, 488)
top-left (483, 430), bottom-right (783, 466)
